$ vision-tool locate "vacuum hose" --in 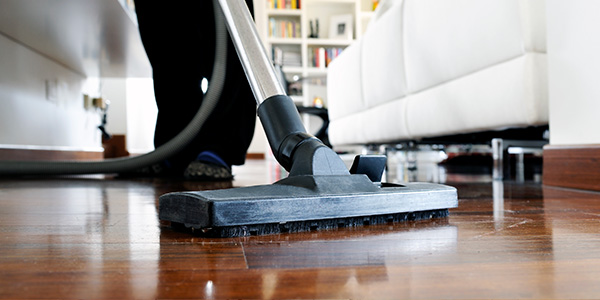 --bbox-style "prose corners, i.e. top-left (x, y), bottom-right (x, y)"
top-left (0, 1), bottom-right (229, 176)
